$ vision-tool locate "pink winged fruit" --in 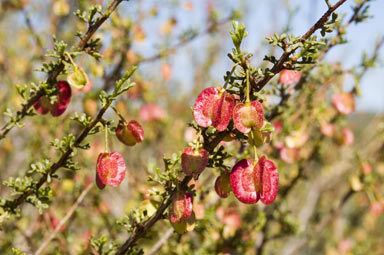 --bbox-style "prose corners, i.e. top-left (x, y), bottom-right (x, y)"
top-left (96, 152), bottom-right (126, 189)
top-left (116, 120), bottom-right (144, 146)
top-left (214, 171), bottom-right (232, 198)
top-left (181, 147), bottom-right (209, 178)
top-left (230, 156), bottom-right (278, 204)
top-left (233, 101), bottom-right (264, 134)
top-left (193, 87), bottom-right (235, 131)
top-left (33, 81), bottom-right (72, 116)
